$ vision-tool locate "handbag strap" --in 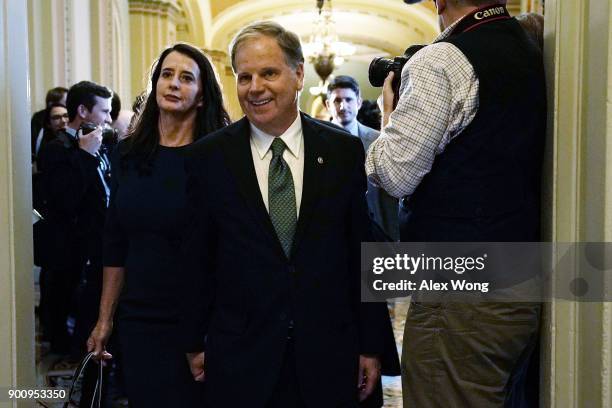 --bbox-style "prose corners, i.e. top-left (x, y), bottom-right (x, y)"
top-left (62, 352), bottom-right (103, 408)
